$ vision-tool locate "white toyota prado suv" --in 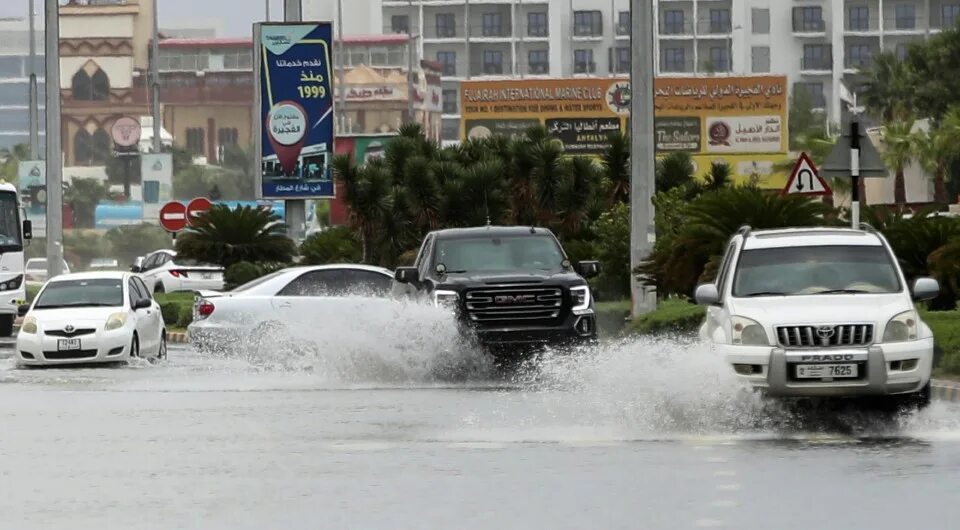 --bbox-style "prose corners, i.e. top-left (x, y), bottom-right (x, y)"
top-left (696, 225), bottom-right (939, 407)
